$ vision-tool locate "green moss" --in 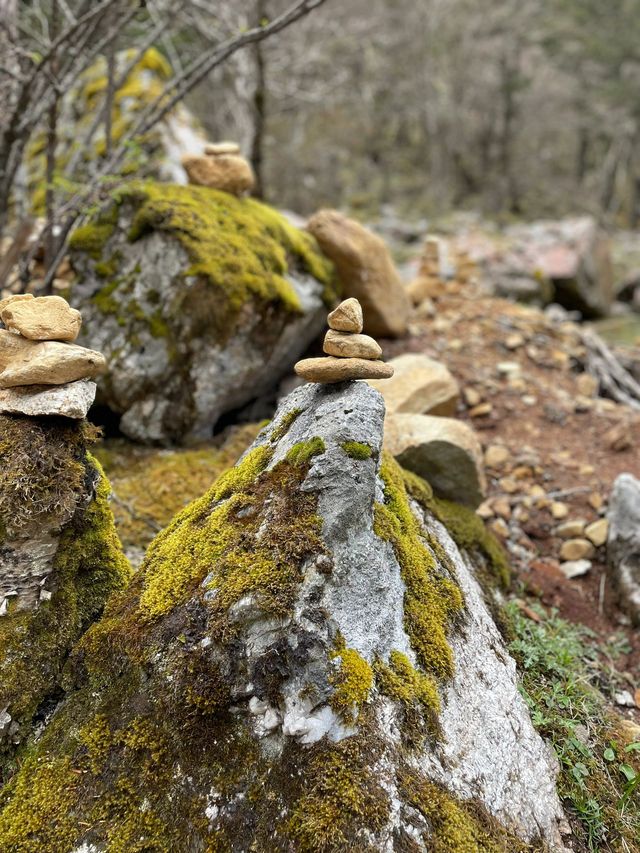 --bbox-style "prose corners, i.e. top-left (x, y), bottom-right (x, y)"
top-left (330, 644), bottom-right (373, 720)
top-left (375, 453), bottom-right (464, 680)
top-left (68, 206), bottom-right (117, 260)
top-left (375, 650), bottom-right (440, 740)
top-left (341, 440), bottom-right (373, 460)
top-left (400, 770), bottom-right (531, 852)
top-left (270, 407), bottom-right (302, 443)
top-left (285, 437), bottom-right (326, 467)
top-left (287, 735), bottom-right (389, 851)
top-left (0, 442), bottom-right (130, 781)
